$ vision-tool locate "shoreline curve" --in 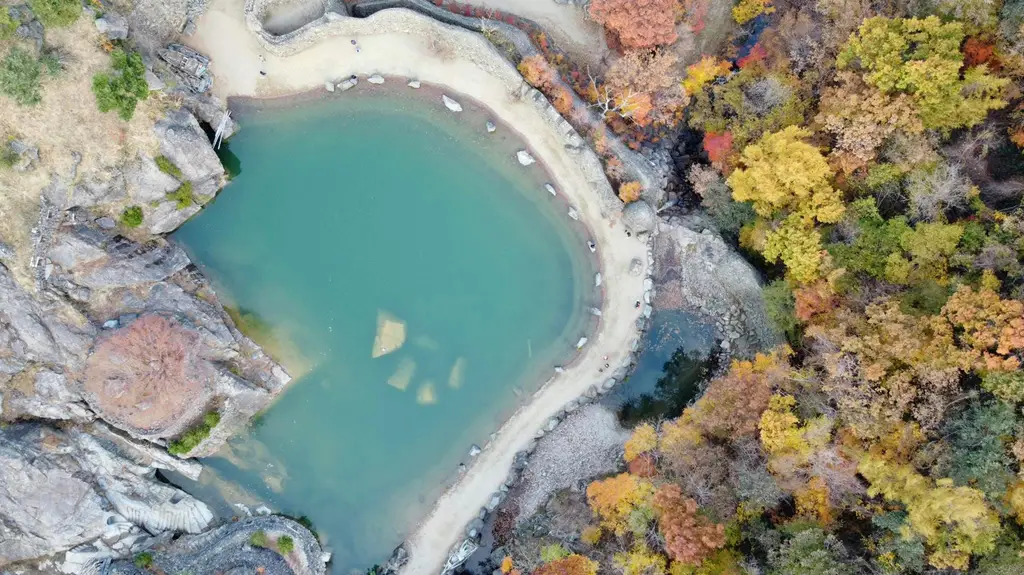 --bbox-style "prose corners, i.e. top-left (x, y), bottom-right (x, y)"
top-left (185, 3), bottom-right (650, 573)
